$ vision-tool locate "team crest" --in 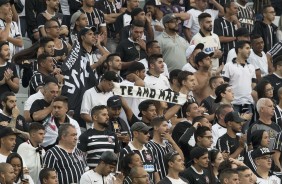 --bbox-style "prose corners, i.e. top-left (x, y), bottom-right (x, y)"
top-left (108, 136), bottom-right (113, 143)
top-left (145, 153), bottom-right (152, 161)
